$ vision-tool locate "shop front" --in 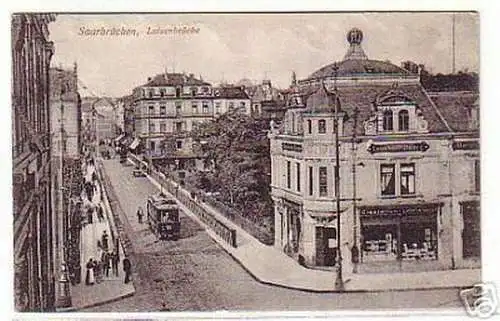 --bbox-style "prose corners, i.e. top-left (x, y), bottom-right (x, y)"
top-left (358, 203), bottom-right (442, 273)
